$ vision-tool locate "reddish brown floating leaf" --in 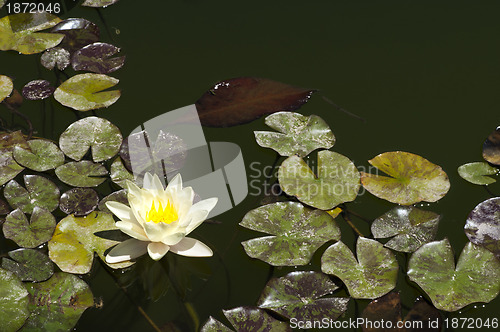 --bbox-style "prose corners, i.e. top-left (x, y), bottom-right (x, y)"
top-left (483, 126), bottom-right (500, 166)
top-left (22, 80), bottom-right (55, 100)
top-left (195, 77), bottom-right (315, 127)
top-left (50, 18), bottom-right (99, 52)
top-left (72, 42), bottom-right (125, 74)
